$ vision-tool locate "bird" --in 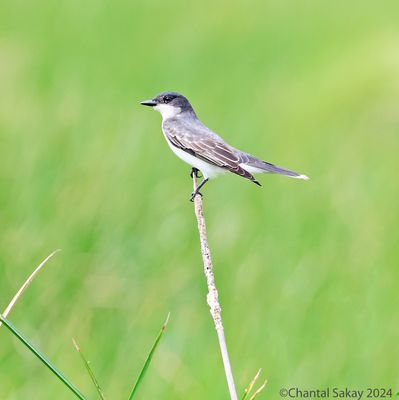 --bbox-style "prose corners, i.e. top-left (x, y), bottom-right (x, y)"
top-left (140, 92), bottom-right (309, 201)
